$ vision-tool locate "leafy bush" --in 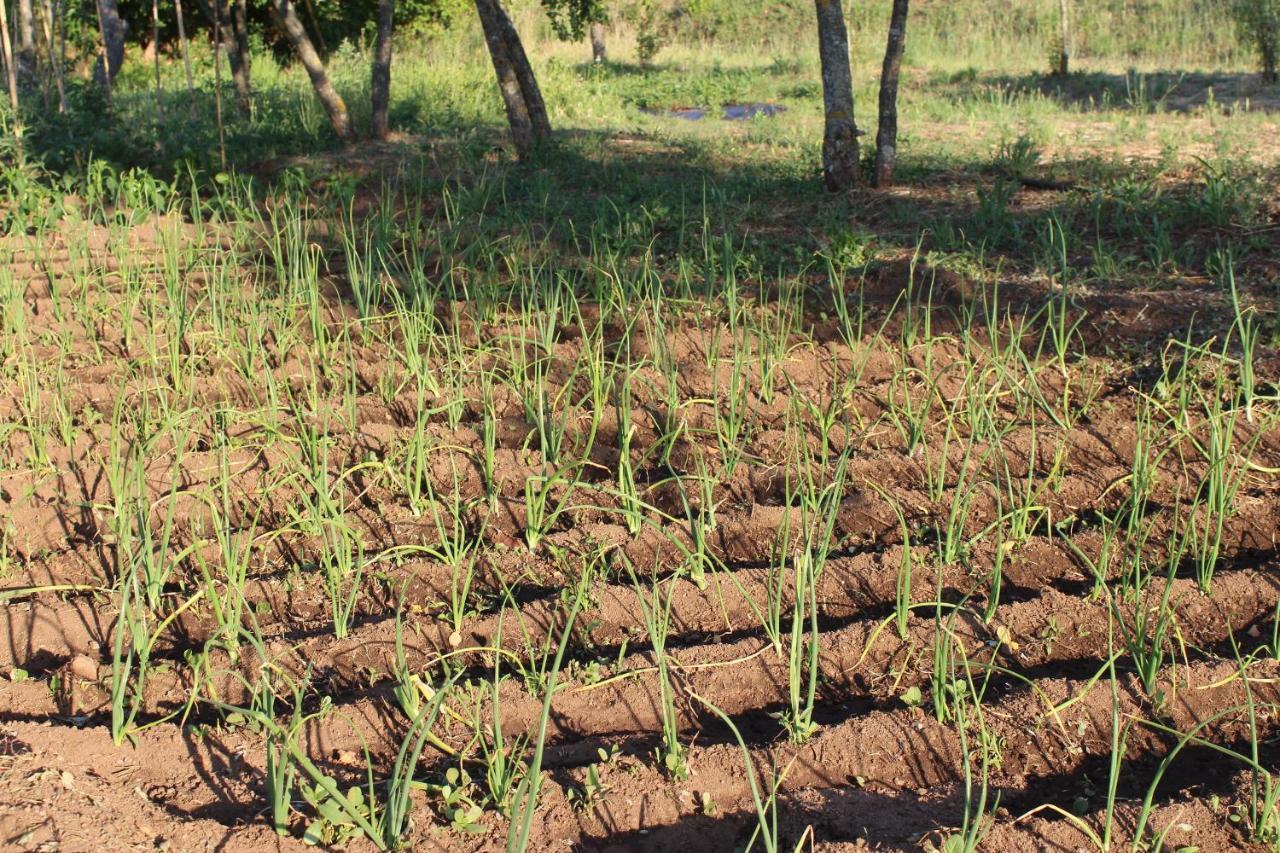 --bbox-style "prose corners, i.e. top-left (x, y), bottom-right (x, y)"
top-left (542, 0), bottom-right (608, 40)
top-left (1233, 0), bottom-right (1280, 81)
